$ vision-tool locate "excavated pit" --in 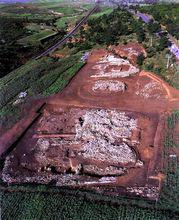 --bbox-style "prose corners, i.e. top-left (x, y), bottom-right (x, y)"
top-left (1, 45), bottom-right (173, 201)
top-left (2, 109), bottom-right (144, 184)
